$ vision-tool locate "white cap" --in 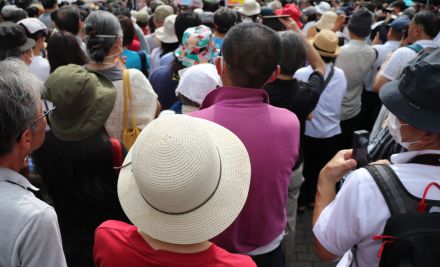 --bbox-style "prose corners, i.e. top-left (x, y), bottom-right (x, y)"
top-left (316, 1), bottom-right (331, 14)
top-left (176, 64), bottom-right (221, 105)
top-left (239, 0), bottom-right (261, 16)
